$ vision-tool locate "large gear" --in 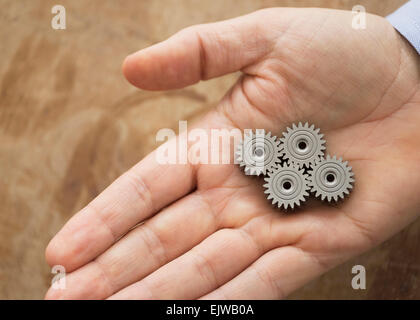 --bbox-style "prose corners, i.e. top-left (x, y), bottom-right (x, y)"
top-left (280, 122), bottom-right (326, 169)
top-left (263, 164), bottom-right (310, 210)
top-left (234, 123), bottom-right (355, 212)
top-left (235, 129), bottom-right (282, 176)
top-left (308, 155), bottom-right (354, 202)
